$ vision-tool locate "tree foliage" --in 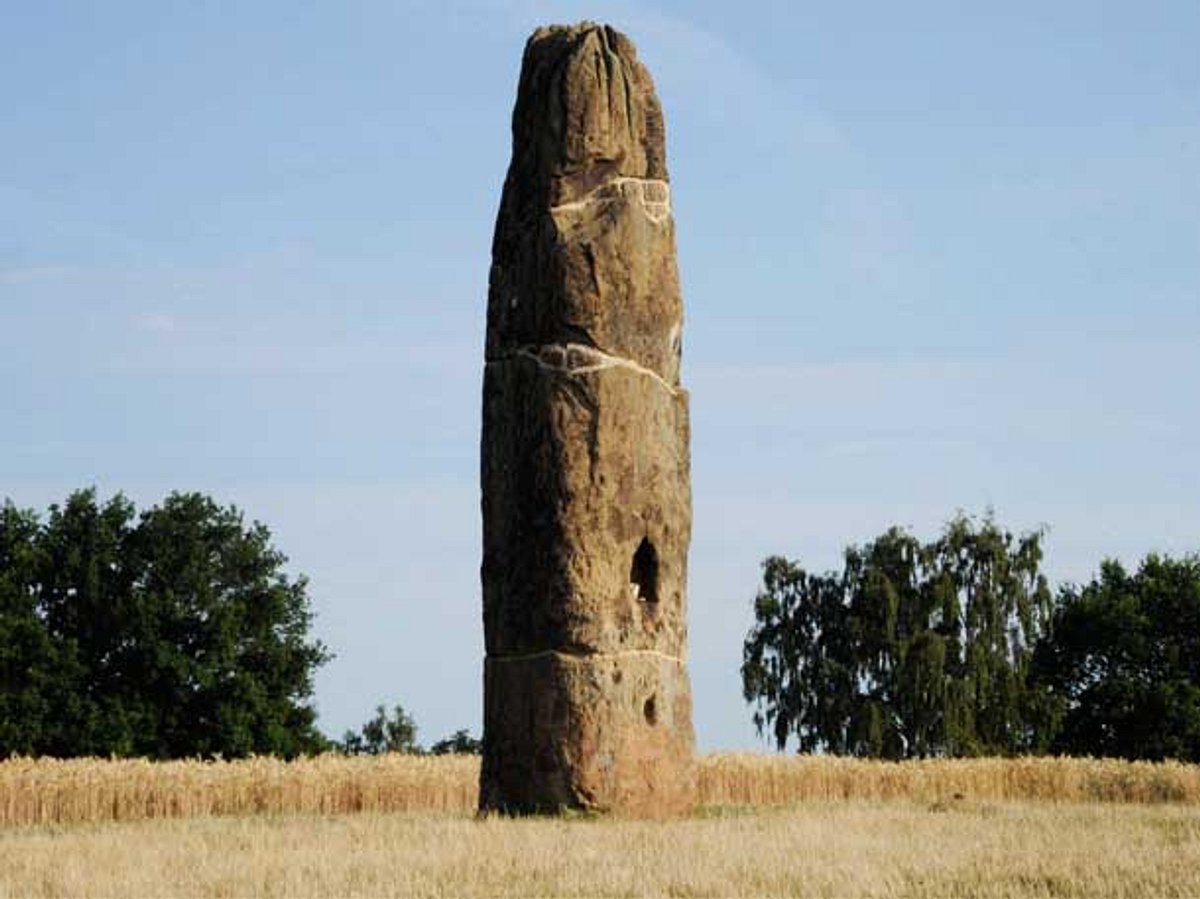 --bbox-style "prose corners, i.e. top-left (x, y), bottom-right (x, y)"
top-left (338, 704), bottom-right (420, 755)
top-left (430, 728), bottom-right (482, 756)
top-left (0, 489), bottom-right (330, 759)
top-left (742, 514), bottom-right (1055, 758)
top-left (336, 702), bottom-right (480, 756)
top-left (1033, 554), bottom-right (1200, 762)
